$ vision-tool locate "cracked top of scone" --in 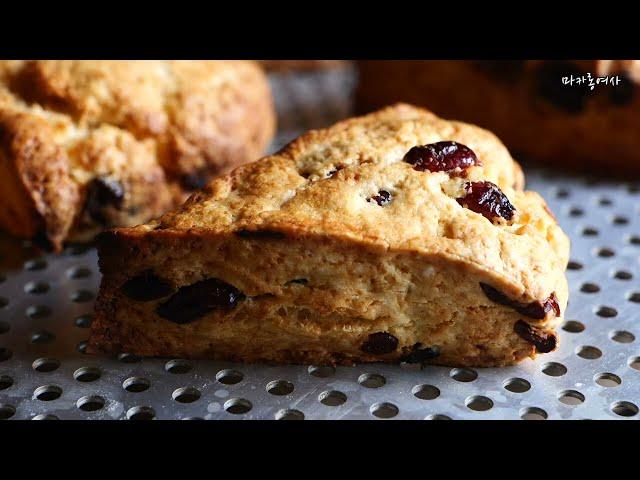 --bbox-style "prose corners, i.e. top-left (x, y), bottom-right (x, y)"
top-left (121, 104), bottom-right (569, 304)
